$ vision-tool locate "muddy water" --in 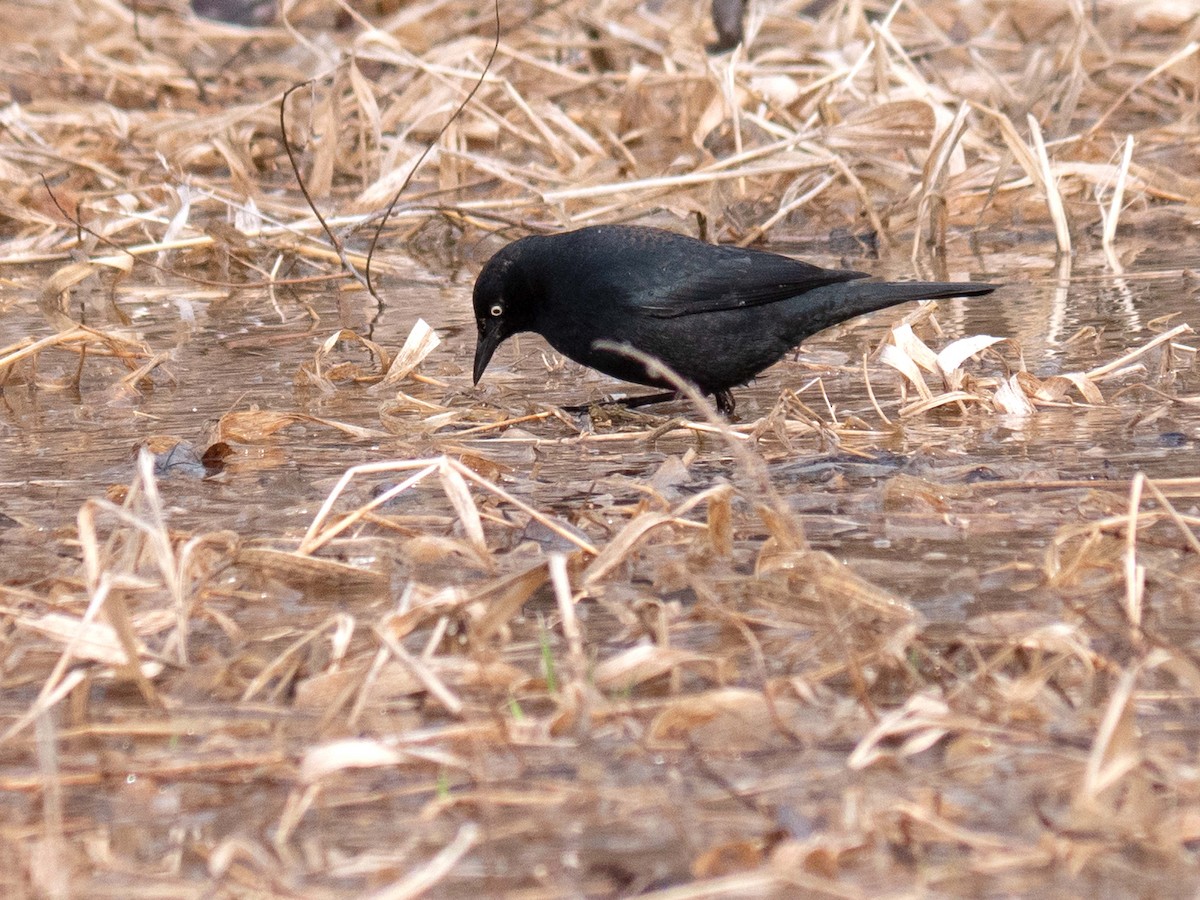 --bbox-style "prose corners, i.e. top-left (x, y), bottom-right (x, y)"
top-left (2, 235), bottom-right (1198, 604)
top-left (3, 231), bottom-right (1200, 895)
